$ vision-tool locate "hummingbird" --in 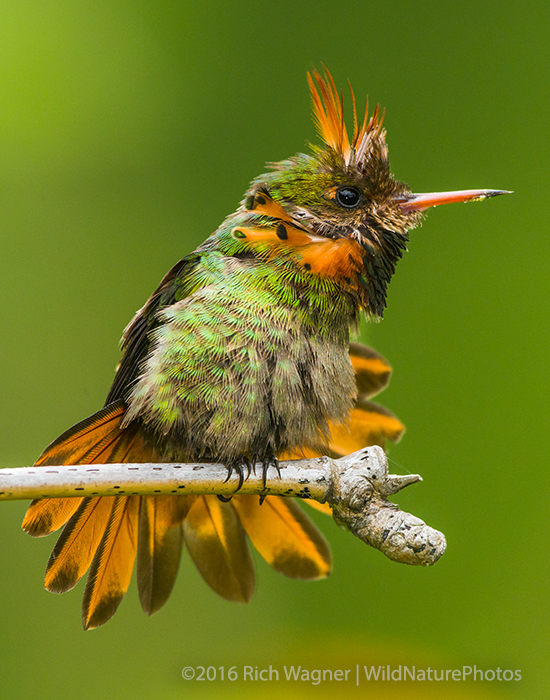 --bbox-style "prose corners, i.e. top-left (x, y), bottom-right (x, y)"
top-left (22, 69), bottom-right (508, 629)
